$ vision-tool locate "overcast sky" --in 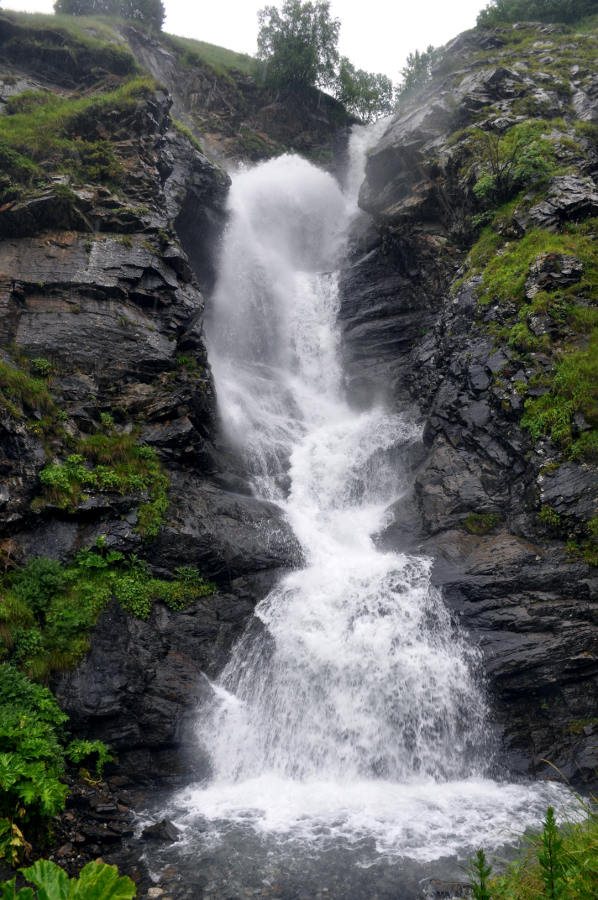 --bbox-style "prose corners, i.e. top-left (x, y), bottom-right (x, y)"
top-left (2, 0), bottom-right (485, 81)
